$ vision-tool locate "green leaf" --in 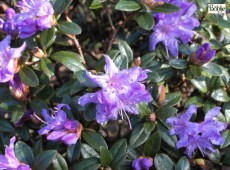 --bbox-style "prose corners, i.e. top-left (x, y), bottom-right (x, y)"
top-left (137, 102), bottom-right (151, 117)
top-left (32, 150), bottom-right (57, 170)
top-left (80, 143), bottom-right (100, 159)
top-left (40, 27), bottom-right (56, 49)
top-left (15, 141), bottom-right (34, 166)
top-left (184, 96), bottom-right (203, 108)
top-left (202, 62), bottom-right (222, 76)
top-left (206, 14), bottom-right (230, 28)
top-left (57, 21), bottom-right (82, 35)
top-left (134, 13), bottom-right (154, 30)
top-left (0, 119), bottom-right (14, 132)
top-left (73, 157), bottom-right (100, 170)
top-left (51, 0), bottom-right (73, 15)
top-left (52, 153), bottom-right (68, 170)
top-left (190, 76), bottom-right (208, 93)
top-left (143, 122), bottom-right (155, 133)
top-left (152, 3), bottom-right (180, 13)
top-left (67, 141), bottom-right (81, 163)
top-left (154, 153), bottom-right (174, 170)
top-left (33, 139), bottom-right (42, 156)
top-left (223, 152), bottom-right (230, 166)
top-left (165, 92), bottom-right (182, 107)
top-left (51, 51), bottom-right (85, 72)
top-left (169, 59), bottom-right (188, 69)
top-left (144, 132), bottom-right (161, 157)
top-left (118, 40), bottom-right (133, 62)
top-left (129, 124), bottom-right (151, 148)
top-left (84, 103), bottom-right (96, 121)
top-left (11, 103), bottom-right (26, 122)
top-left (19, 67), bottom-right (39, 87)
top-left (115, 0), bottom-right (141, 11)
top-left (221, 130), bottom-right (230, 148)
top-left (89, 0), bottom-right (106, 9)
top-left (156, 106), bottom-right (178, 122)
top-left (224, 102), bottom-right (230, 122)
top-left (82, 130), bottom-right (107, 150)
top-left (40, 58), bottom-right (54, 78)
top-left (175, 157), bottom-right (190, 170)
top-left (110, 139), bottom-right (127, 170)
top-left (206, 150), bottom-right (221, 164)
top-left (100, 146), bottom-right (112, 167)
top-left (211, 89), bottom-right (230, 102)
